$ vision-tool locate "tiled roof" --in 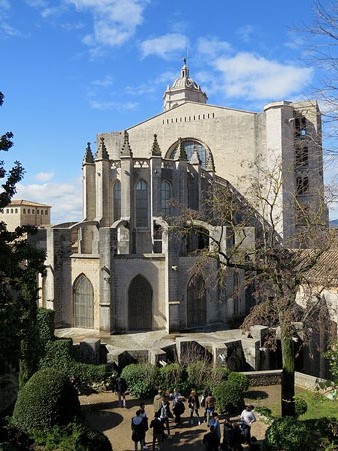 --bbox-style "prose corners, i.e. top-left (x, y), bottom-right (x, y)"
top-left (7, 199), bottom-right (51, 208)
top-left (302, 249), bottom-right (338, 287)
